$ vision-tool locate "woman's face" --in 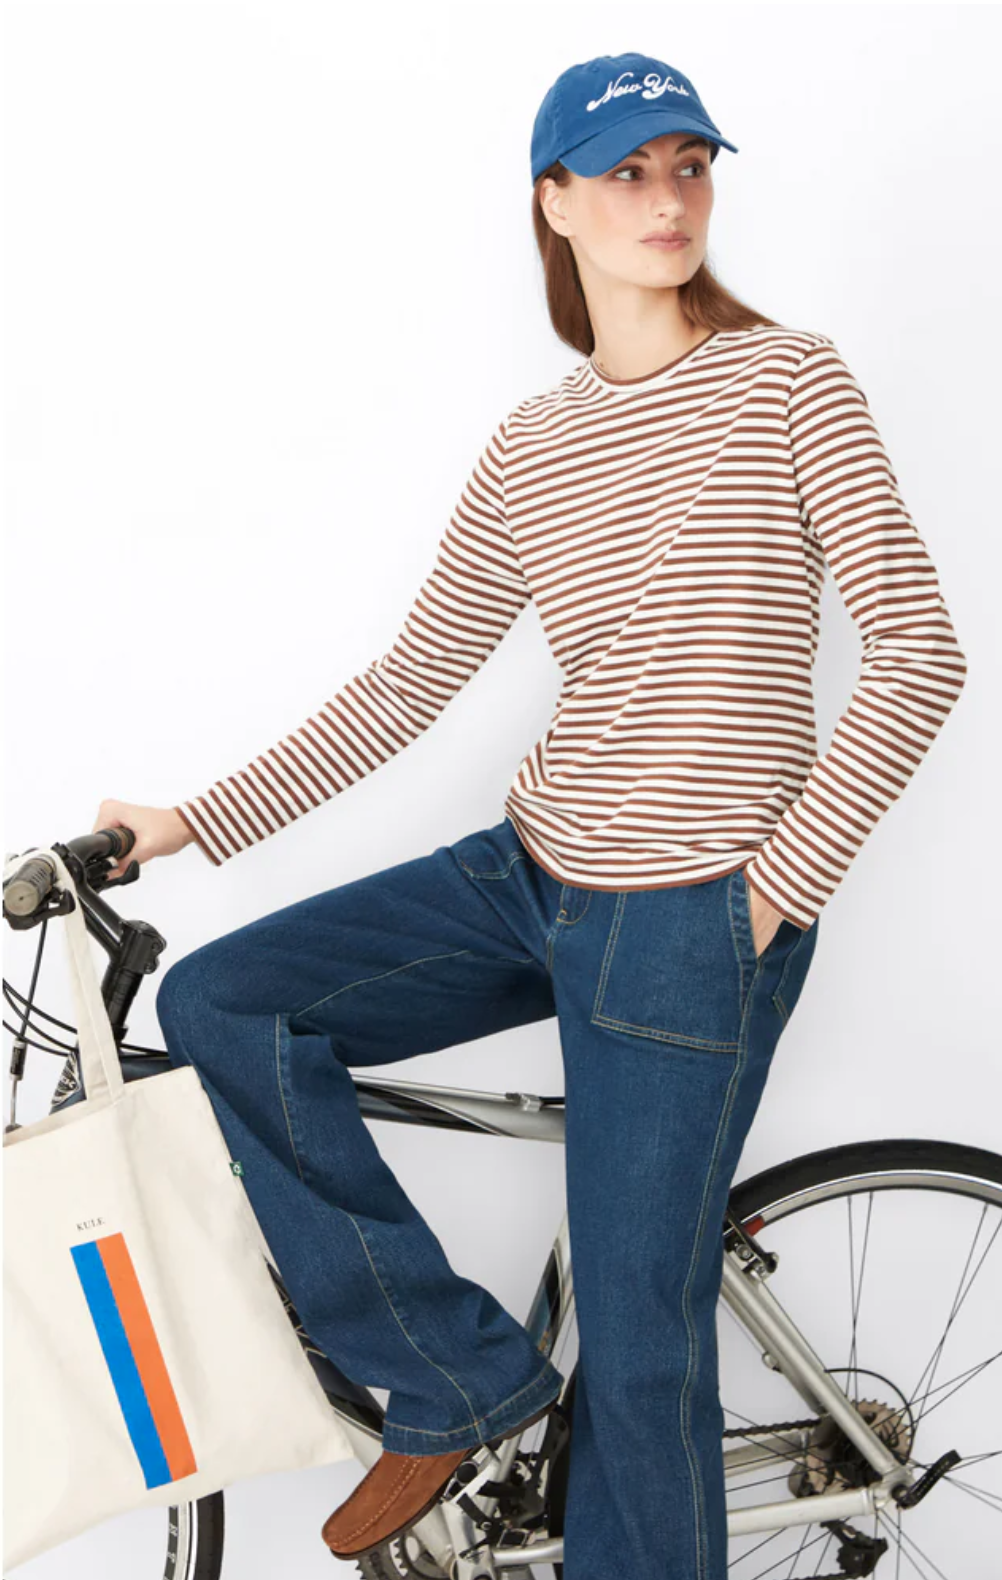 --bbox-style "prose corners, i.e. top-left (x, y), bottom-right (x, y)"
top-left (541, 131), bottom-right (714, 289)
